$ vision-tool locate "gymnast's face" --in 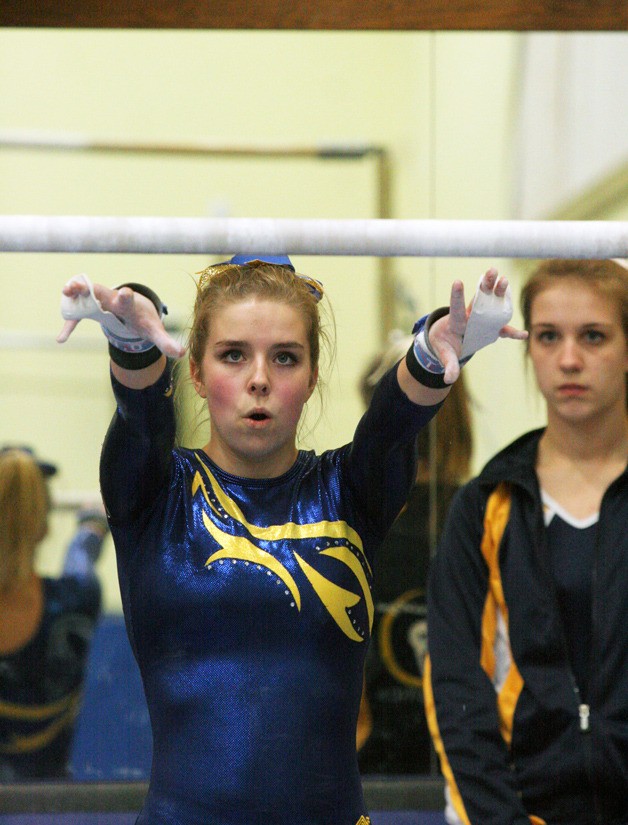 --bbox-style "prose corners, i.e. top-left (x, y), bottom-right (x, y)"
top-left (529, 279), bottom-right (628, 425)
top-left (190, 297), bottom-right (318, 478)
